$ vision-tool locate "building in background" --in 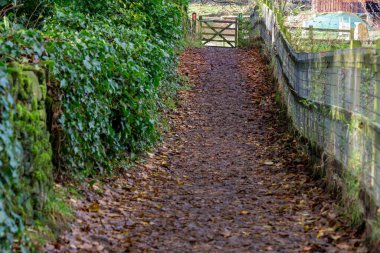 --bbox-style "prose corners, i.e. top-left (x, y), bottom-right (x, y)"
top-left (312, 0), bottom-right (380, 14)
